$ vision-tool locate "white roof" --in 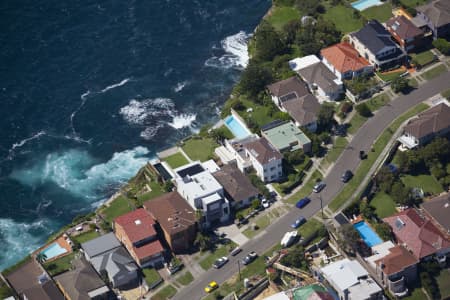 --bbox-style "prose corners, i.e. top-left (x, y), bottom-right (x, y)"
top-left (263, 292), bottom-right (290, 300)
top-left (176, 170), bottom-right (222, 200)
top-left (320, 258), bottom-right (368, 291)
top-left (348, 276), bottom-right (382, 299)
top-left (214, 146), bottom-right (236, 164)
top-left (203, 192), bottom-right (223, 205)
top-left (366, 241), bottom-right (395, 269)
top-left (289, 55), bottom-right (321, 72)
top-left (202, 159), bottom-right (220, 173)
